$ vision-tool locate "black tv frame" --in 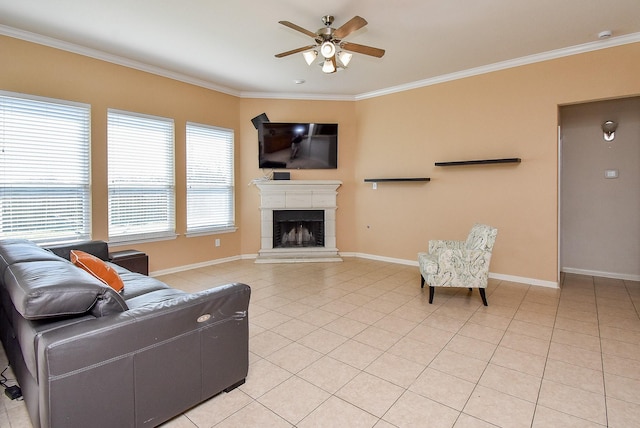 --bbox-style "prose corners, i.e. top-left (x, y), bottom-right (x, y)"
top-left (258, 122), bottom-right (338, 170)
